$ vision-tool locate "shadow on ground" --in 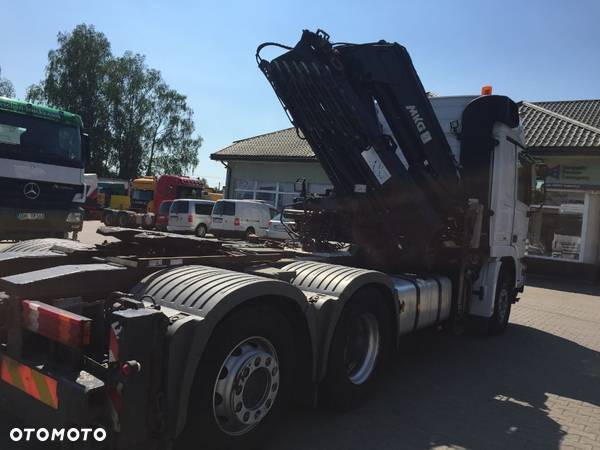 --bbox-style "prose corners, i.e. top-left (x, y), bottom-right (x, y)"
top-left (1, 325), bottom-right (598, 449)
top-left (267, 324), bottom-right (600, 450)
